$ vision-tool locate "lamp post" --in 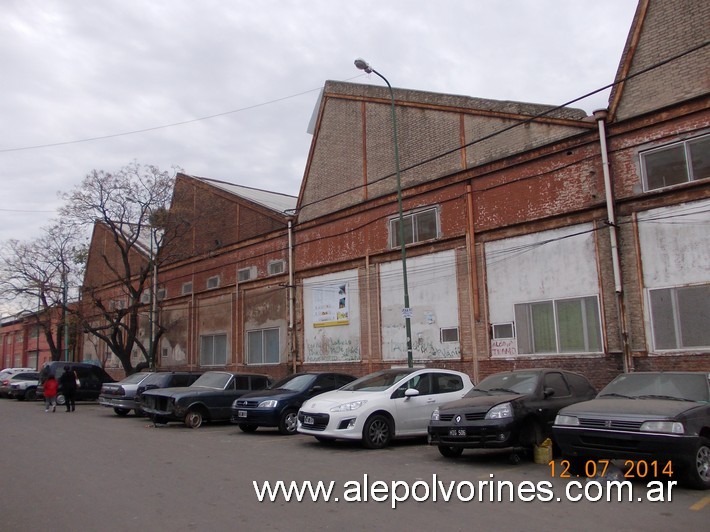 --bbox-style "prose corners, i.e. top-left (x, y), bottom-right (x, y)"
top-left (354, 58), bottom-right (413, 368)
